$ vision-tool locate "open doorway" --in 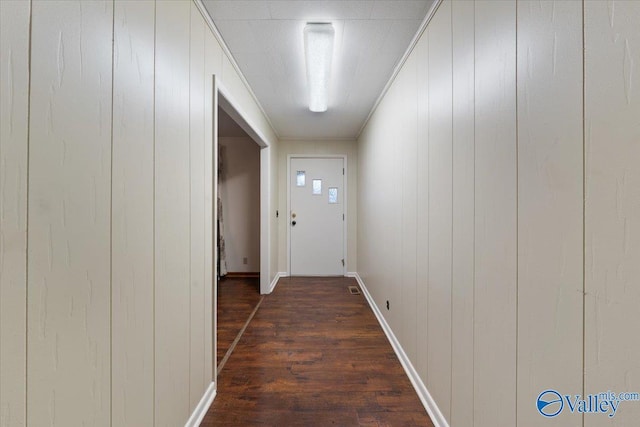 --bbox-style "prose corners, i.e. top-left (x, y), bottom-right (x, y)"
top-left (215, 103), bottom-right (262, 374)
top-left (217, 107), bottom-right (260, 278)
